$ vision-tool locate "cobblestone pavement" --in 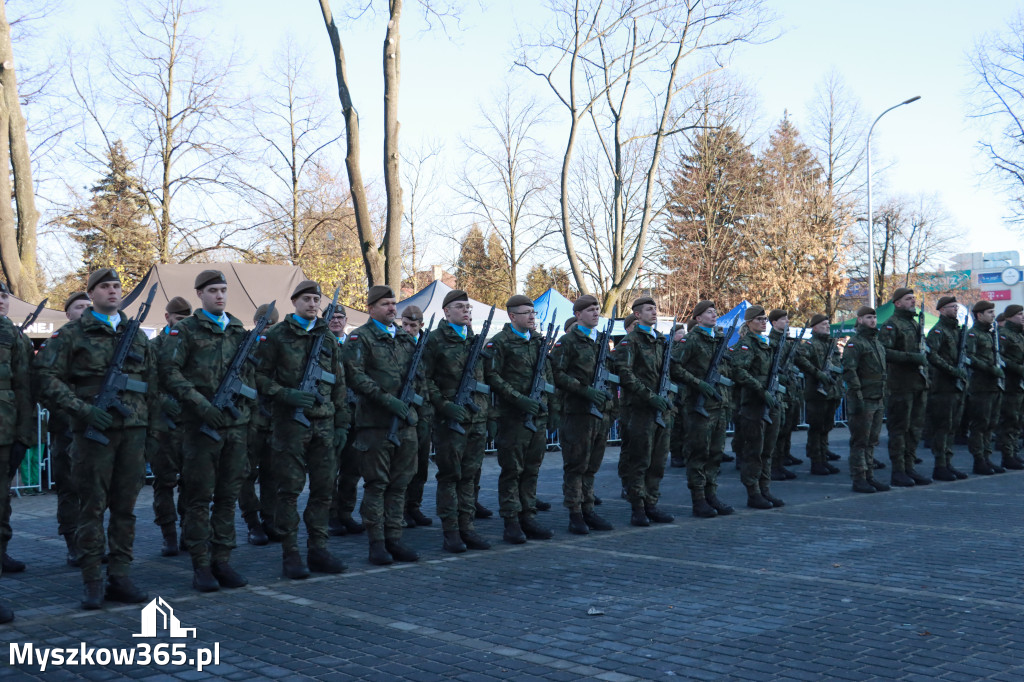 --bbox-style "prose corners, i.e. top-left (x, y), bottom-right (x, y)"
top-left (4, 427), bottom-right (1024, 680)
